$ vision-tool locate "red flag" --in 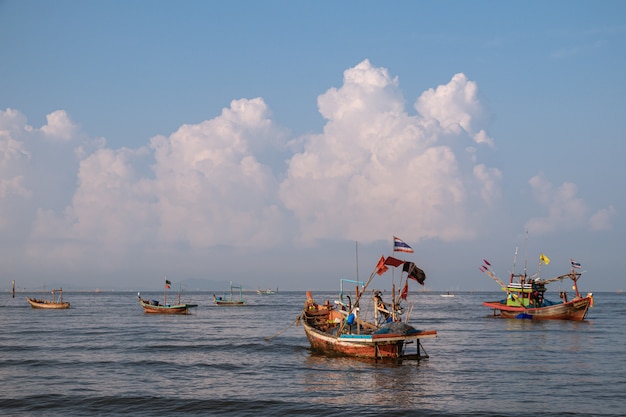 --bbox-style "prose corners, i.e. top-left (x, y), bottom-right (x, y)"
top-left (375, 256), bottom-right (389, 275)
top-left (400, 281), bottom-right (409, 300)
top-left (384, 256), bottom-right (404, 268)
